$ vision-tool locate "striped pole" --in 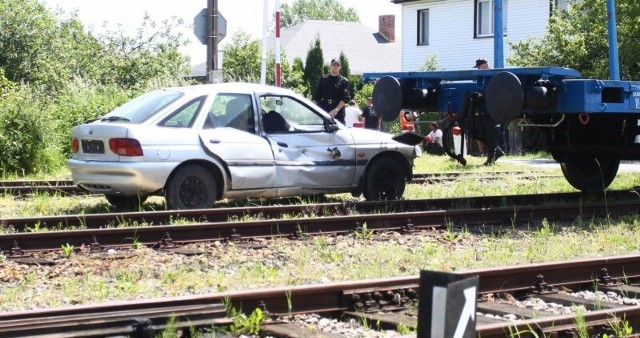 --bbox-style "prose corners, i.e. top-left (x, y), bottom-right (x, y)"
top-left (260, 0), bottom-right (268, 84)
top-left (275, 0), bottom-right (281, 87)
